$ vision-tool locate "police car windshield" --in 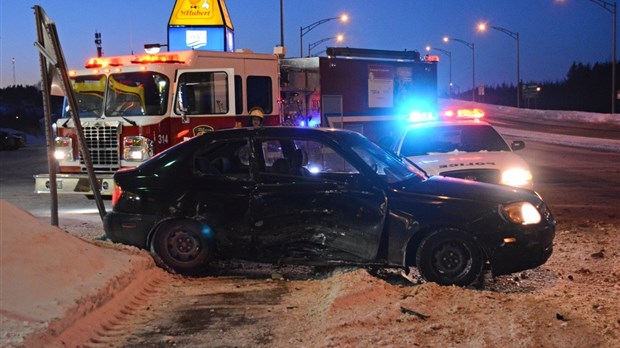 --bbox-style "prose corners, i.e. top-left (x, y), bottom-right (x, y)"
top-left (400, 124), bottom-right (511, 156)
top-left (349, 135), bottom-right (424, 184)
